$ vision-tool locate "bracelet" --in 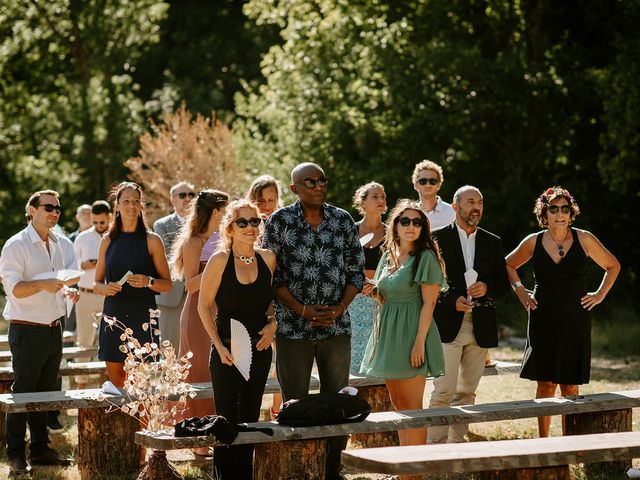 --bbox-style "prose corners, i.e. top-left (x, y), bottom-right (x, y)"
top-left (512, 281), bottom-right (523, 291)
top-left (267, 315), bottom-right (277, 323)
top-left (301, 304), bottom-right (306, 318)
top-left (339, 302), bottom-right (347, 314)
